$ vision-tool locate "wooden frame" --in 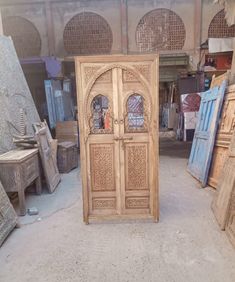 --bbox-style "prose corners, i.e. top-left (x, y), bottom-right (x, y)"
top-left (33, 123), bottom-right (61, 193)
top-left (75, 55), bottom-right (159, 223)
